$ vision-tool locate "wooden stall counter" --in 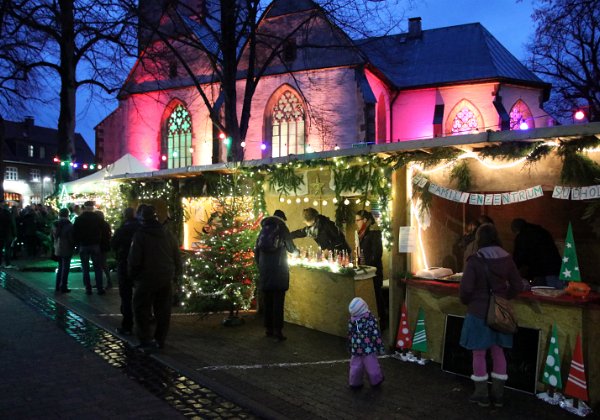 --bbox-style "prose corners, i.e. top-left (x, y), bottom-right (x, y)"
top-left (285, 265), bottom-right (377, 337)
top-left (401, 277), bottom-right (600, 403)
